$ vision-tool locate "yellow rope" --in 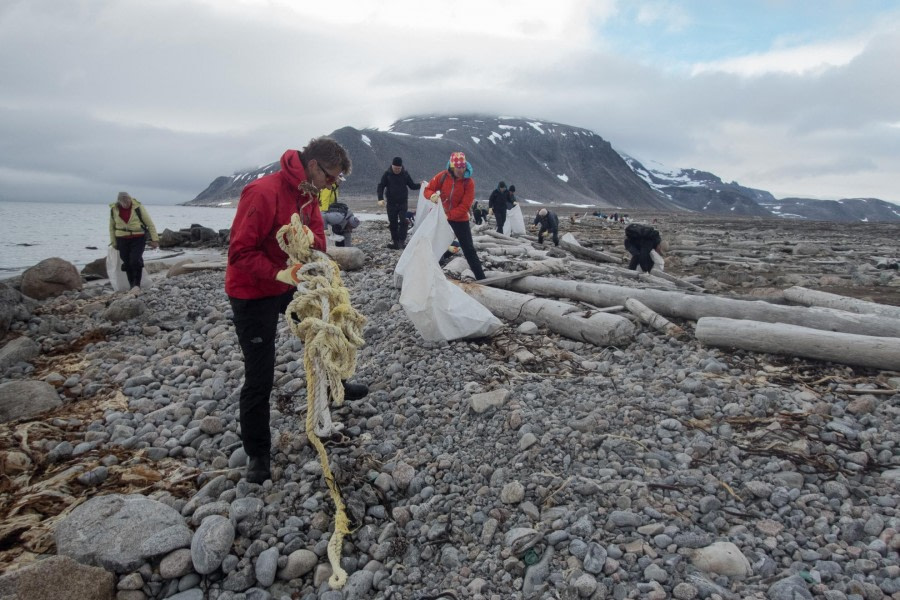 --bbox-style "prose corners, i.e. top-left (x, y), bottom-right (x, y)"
top-left (276, 213), bottom-right (366, 589)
